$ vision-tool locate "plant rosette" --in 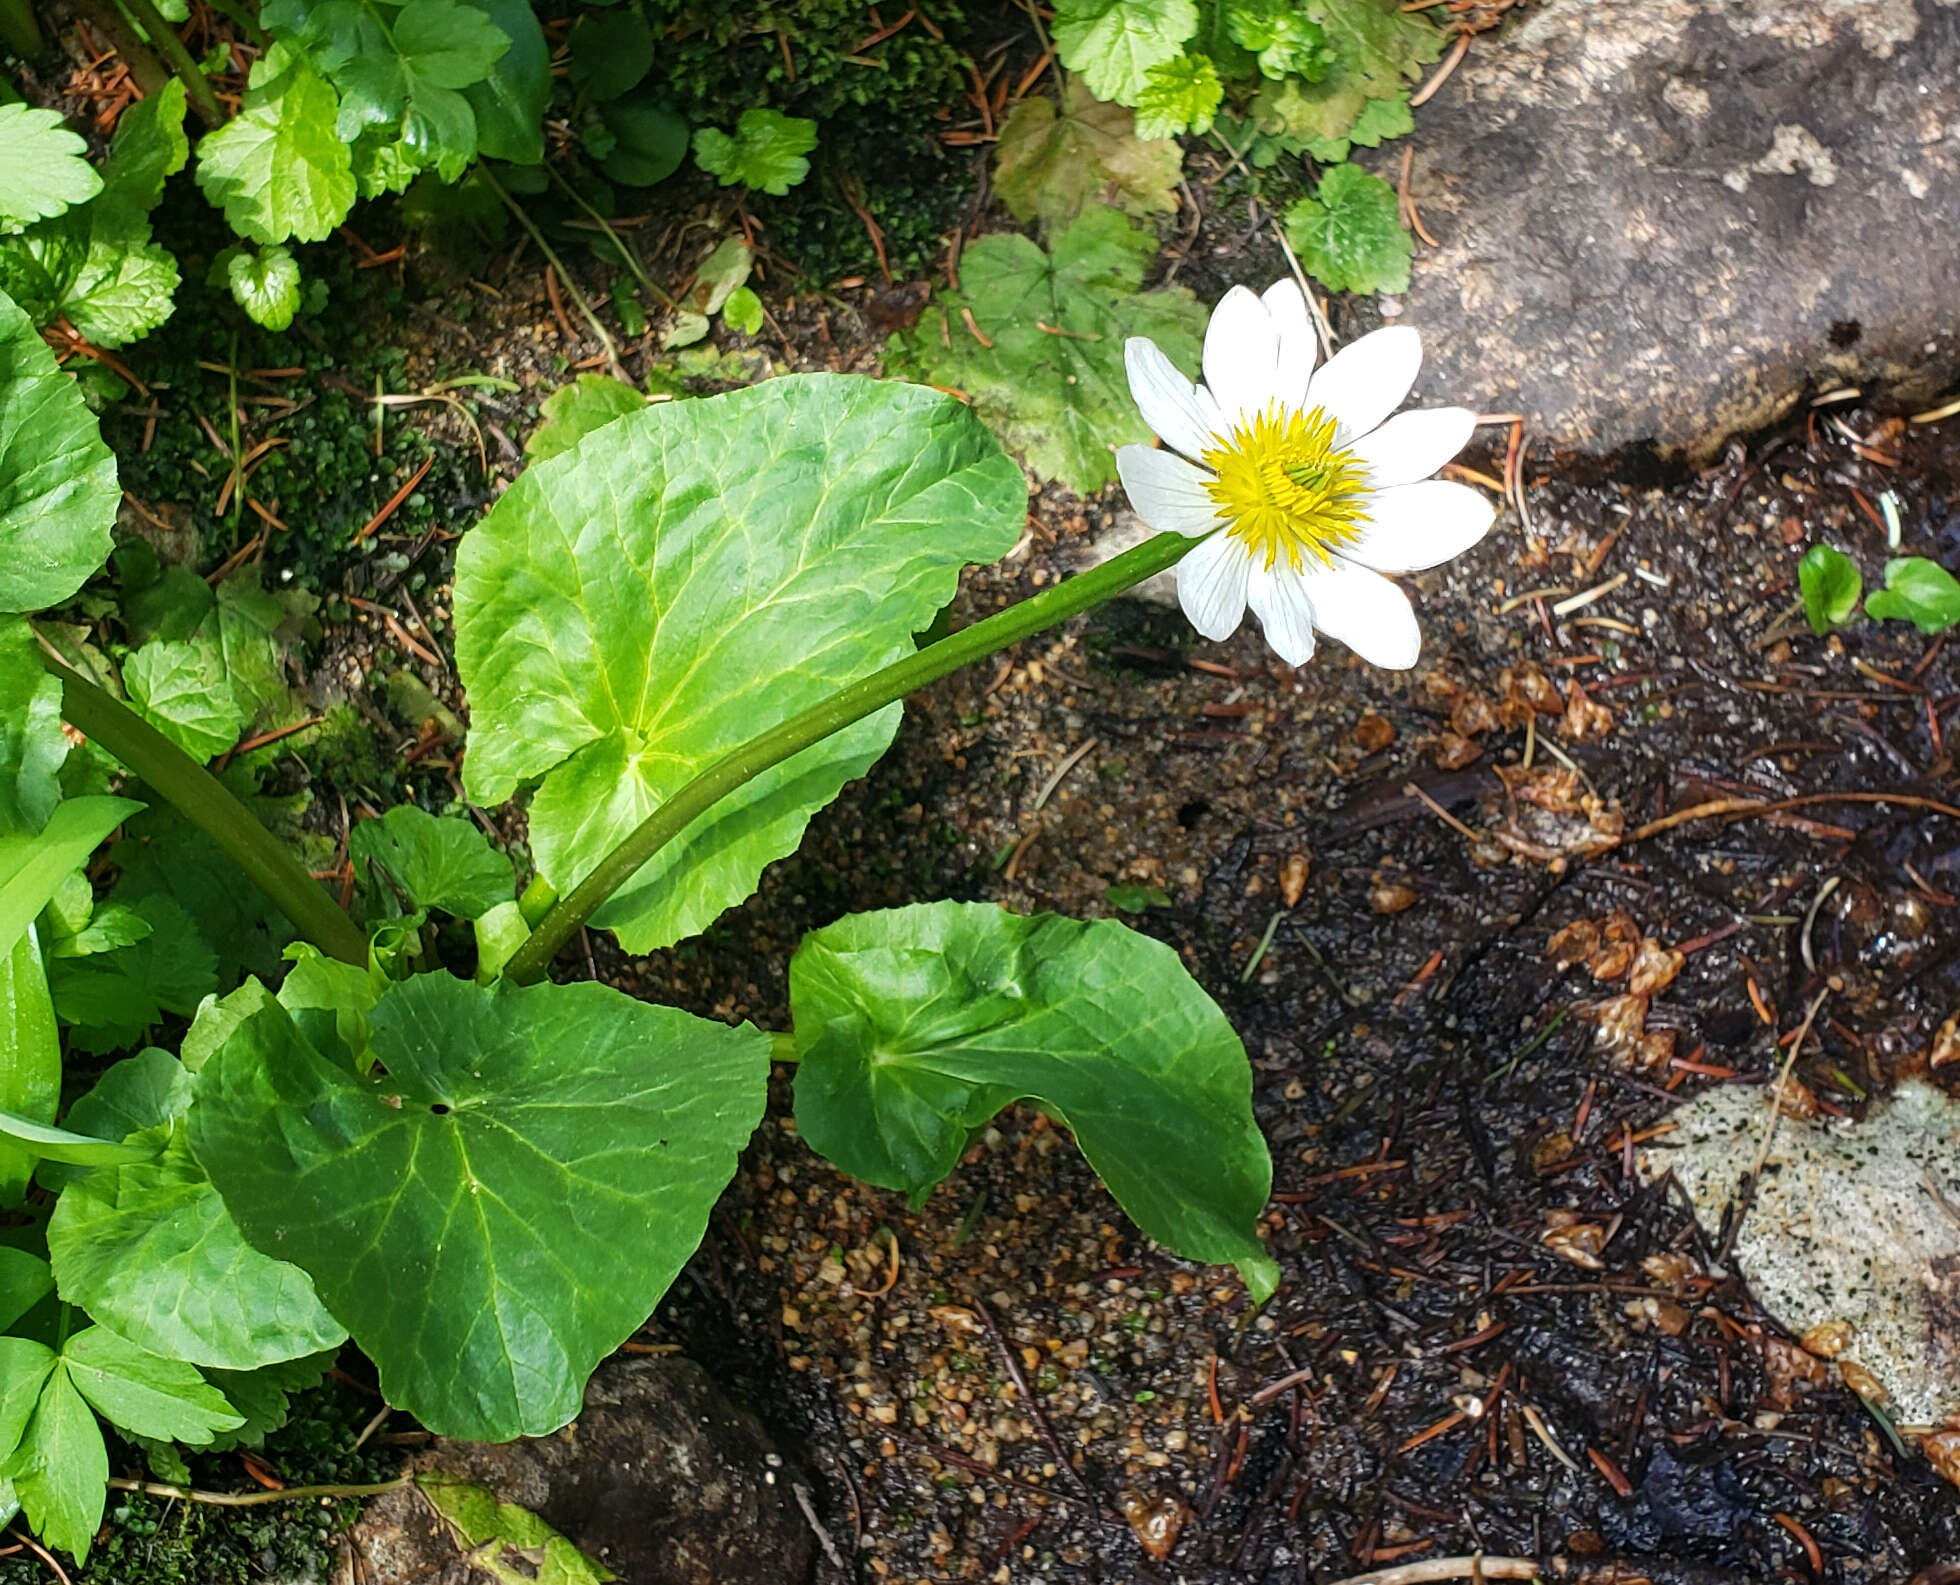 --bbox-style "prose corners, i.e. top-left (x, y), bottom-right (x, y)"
top-left (1118, 280), bottom-right (1494, 666)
